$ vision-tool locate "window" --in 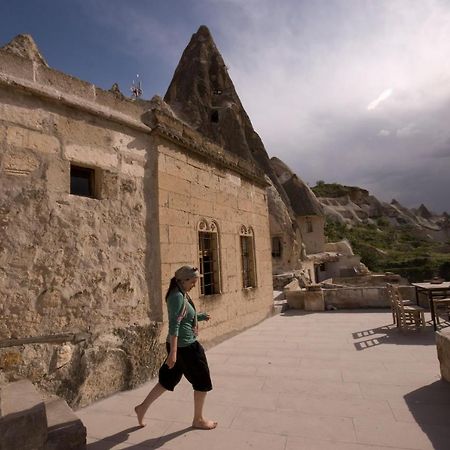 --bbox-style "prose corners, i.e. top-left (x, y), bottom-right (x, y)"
top-left (271, 237), bottom-right (282, 258)
top-left (306, 218), bottom-right (313, 233)
top-left (210, 110), bottom-right (219, 123)
top-left (240, 226), bottom-right (257, 288)
top-left (319, 263), bottom-right (326, 272)
top-left (198, 220), bottom-right (221, 295)
top-left (70, 165), bottom-right (96, 198)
